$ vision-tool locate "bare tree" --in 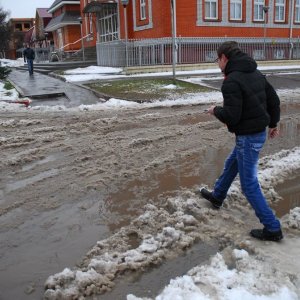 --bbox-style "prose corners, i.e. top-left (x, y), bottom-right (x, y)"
top-left (0, 7), bottom-right (11, 58)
